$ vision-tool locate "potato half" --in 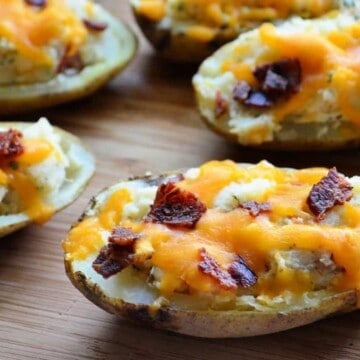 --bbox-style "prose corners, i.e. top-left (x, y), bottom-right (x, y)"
top-left (63, 160), bottom-right (360, 337)
top-left (0, 0), bottom-right (137, 115)
top-left (130, 0), bottom-right (351, 62)
top-left (193, 9), bottom-right (360, 150)
top-left (0, 118), bottom-right (95, 237)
